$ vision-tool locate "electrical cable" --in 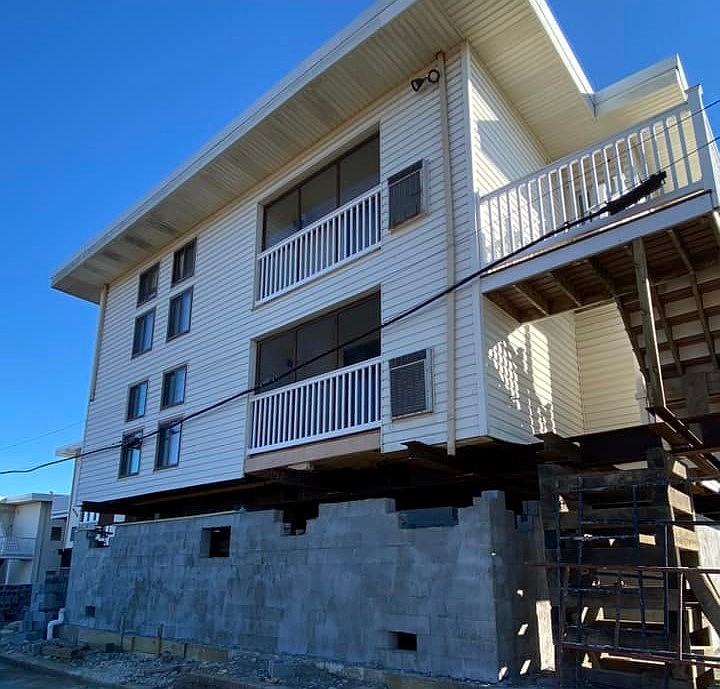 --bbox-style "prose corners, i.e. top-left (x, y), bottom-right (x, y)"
top-left (3, 107), bottom-right (720, 477)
